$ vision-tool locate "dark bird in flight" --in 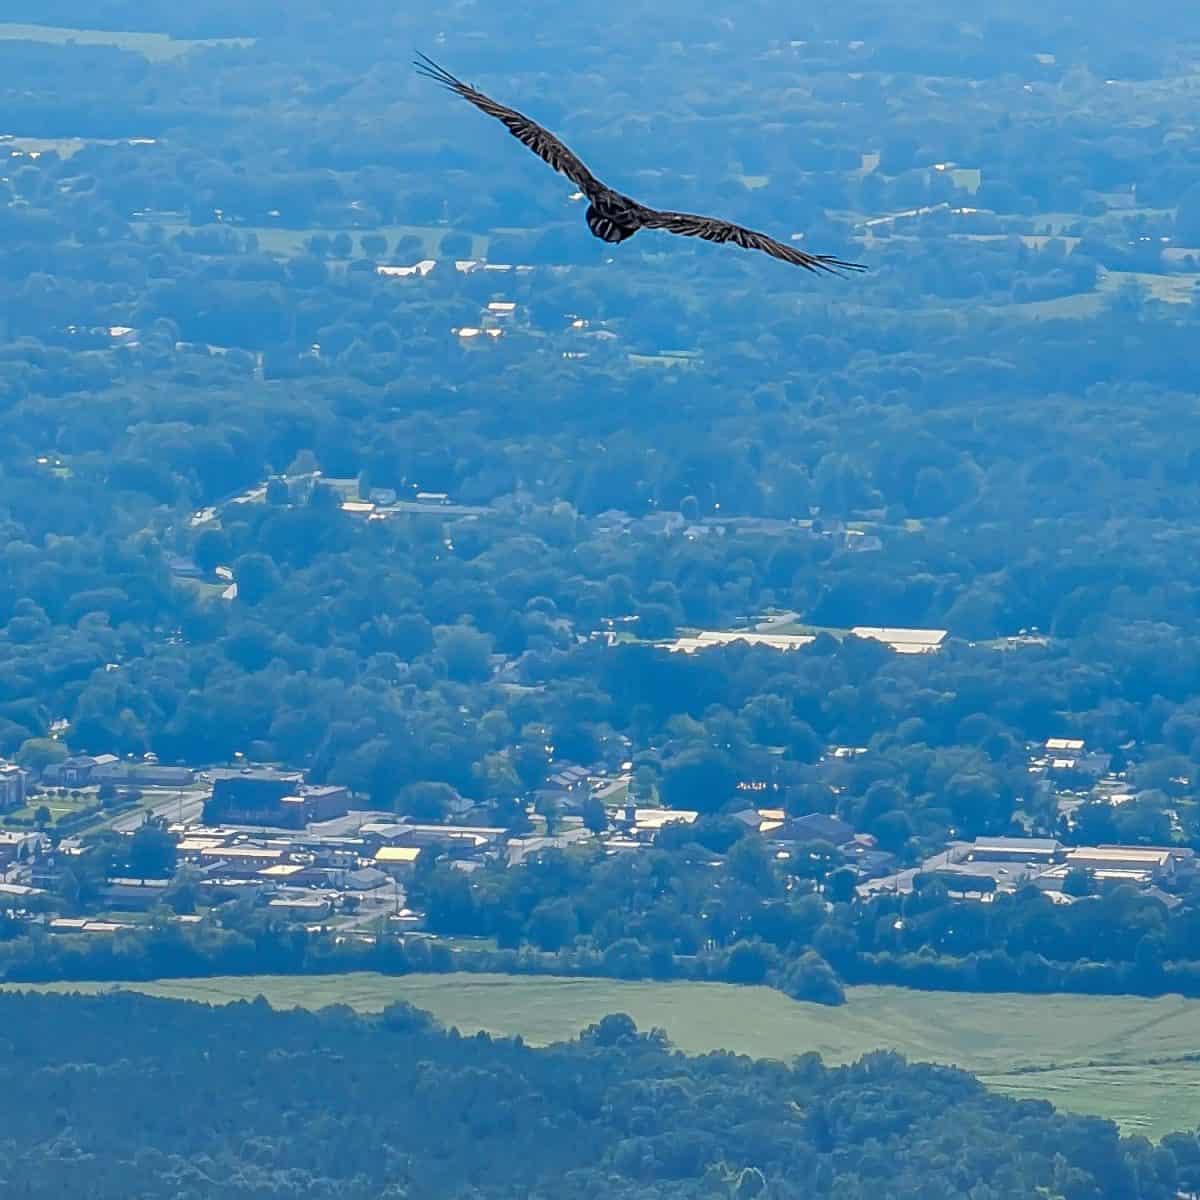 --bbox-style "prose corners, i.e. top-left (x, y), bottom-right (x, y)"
top-left (414, 53), bottom-right (865, 275)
